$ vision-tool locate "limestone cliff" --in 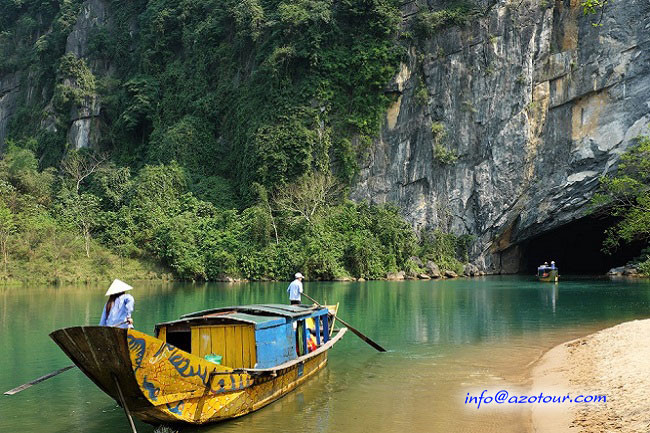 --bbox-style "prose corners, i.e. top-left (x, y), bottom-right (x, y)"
top-left (1, 0), bottom-right (649, 274)
top-left (352, 0), bottom-right (650, 272)
top-left (0, 0), bottom-right (111, 151)
top-left (63, 0), bottom-right (111, 150)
